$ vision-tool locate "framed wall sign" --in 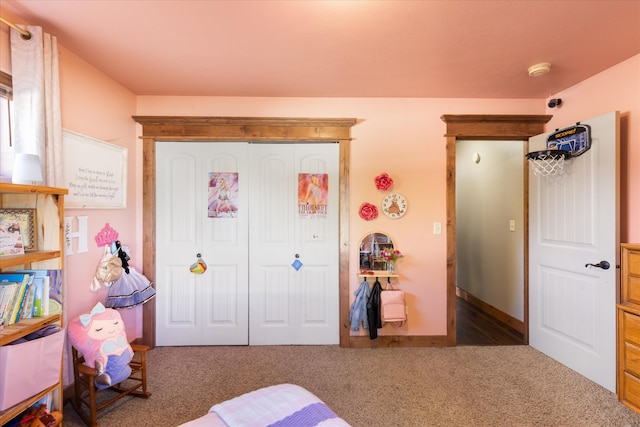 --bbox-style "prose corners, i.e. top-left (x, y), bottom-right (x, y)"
top-left (62, 129), bottom-right (128, 209)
